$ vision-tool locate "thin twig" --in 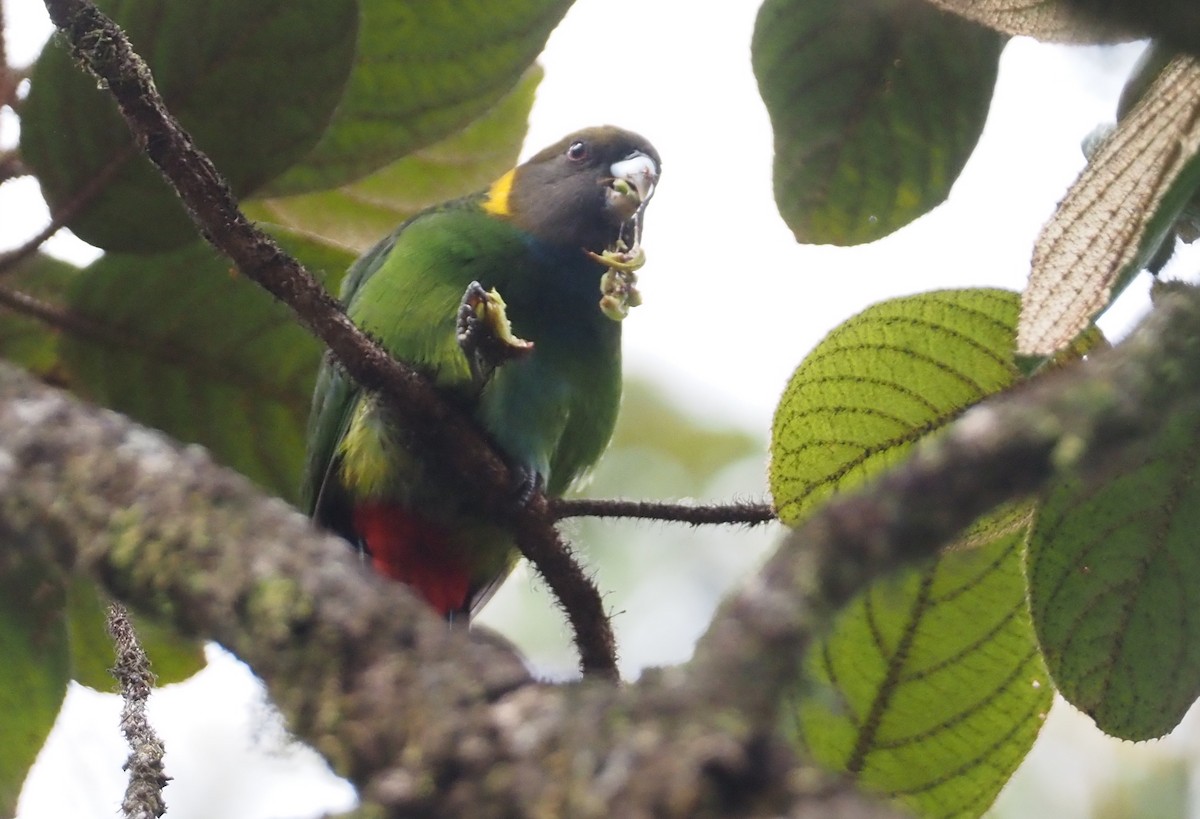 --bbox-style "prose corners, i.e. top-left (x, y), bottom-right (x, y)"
top-left (41, 0), bottom-right (618, 679)
top-left (553, 498), bottom-right (777, 526)
top-left (0, 281), bottom-right (307, 400)
top-left (0, 282), bottom-right (118, 337)
top-left (107, 603), bottom-right (169, 819)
